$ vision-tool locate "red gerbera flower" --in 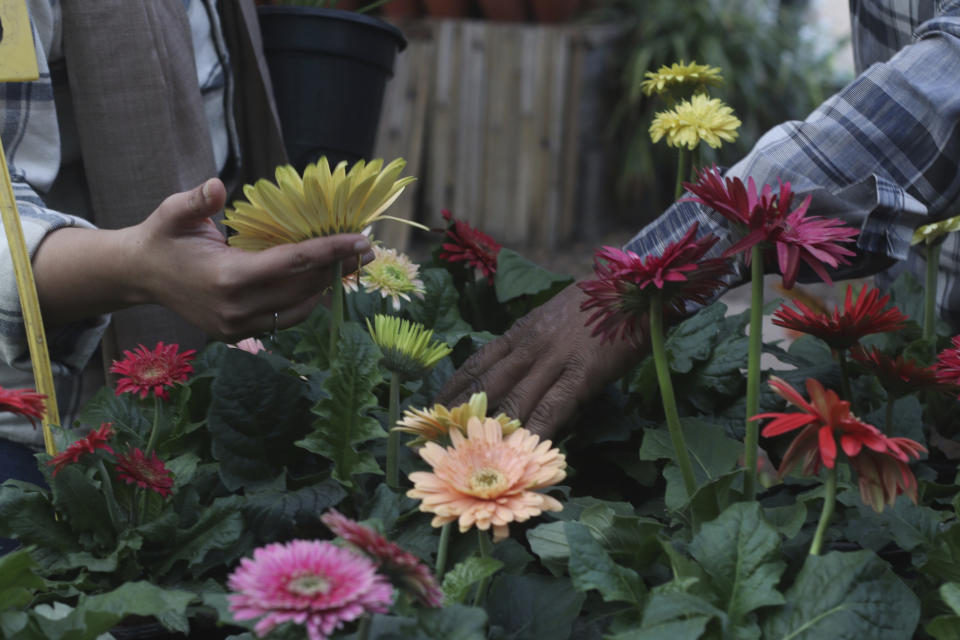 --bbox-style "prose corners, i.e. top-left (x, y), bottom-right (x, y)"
top-left (934, 335), bottom-right (960, 399)
top-left (683, 166), bottom-right (858, 289)
top-left (578, 223), bottom-right (732, 344)
top-left (114, 447), bottom-right (174, 497)
top-left (0, 387), bottom-right (46, 429)
top-left (47, 423), bottom-right (115, 477)
top-left (437, 209), bottom-right (502, 284)
top-left (110, 342), bottom-right (196, 401)
top-left (771, 283), bottom-right (908, 351)
top-left (850, 345), bottom-right (952, 398)
top-left (321, 509), bottom-right (443, 607)
top-left (848, 436), bottom-right (925, 511)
